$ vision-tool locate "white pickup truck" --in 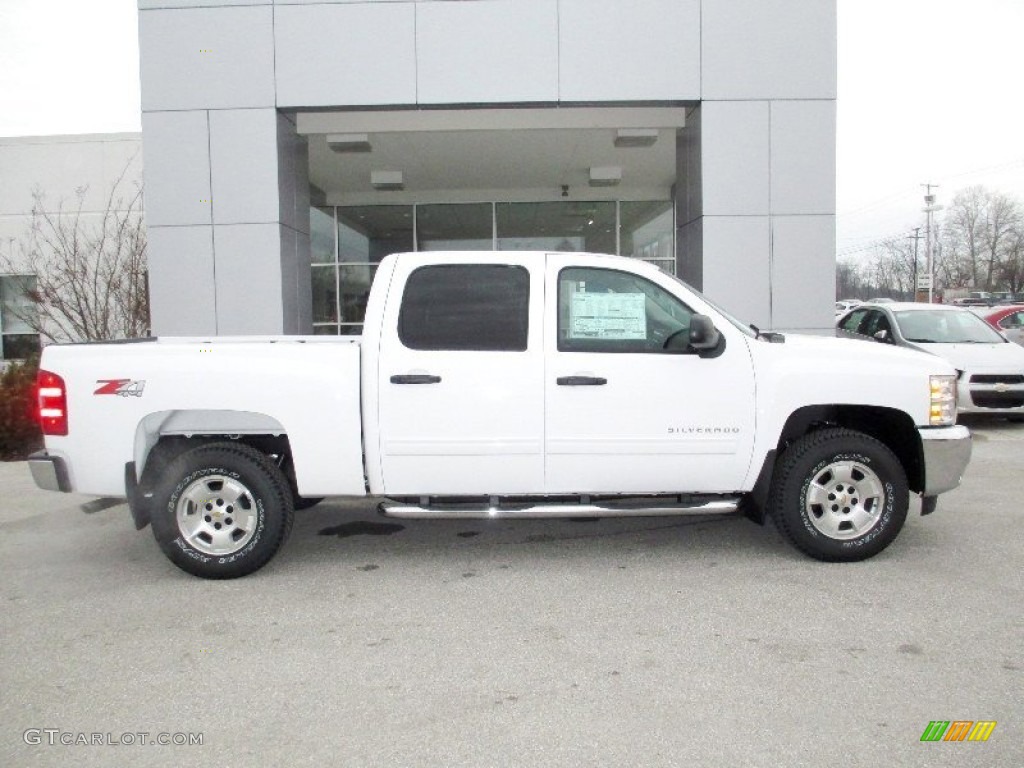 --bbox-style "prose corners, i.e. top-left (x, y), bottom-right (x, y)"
top-left (29, 251), bottom-right (972, 578)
